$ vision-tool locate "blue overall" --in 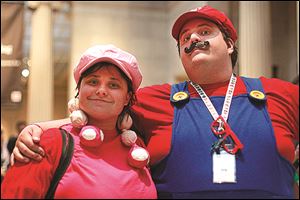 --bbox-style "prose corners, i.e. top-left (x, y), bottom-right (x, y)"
top-left (151, 77), bottom-right (295, 199)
